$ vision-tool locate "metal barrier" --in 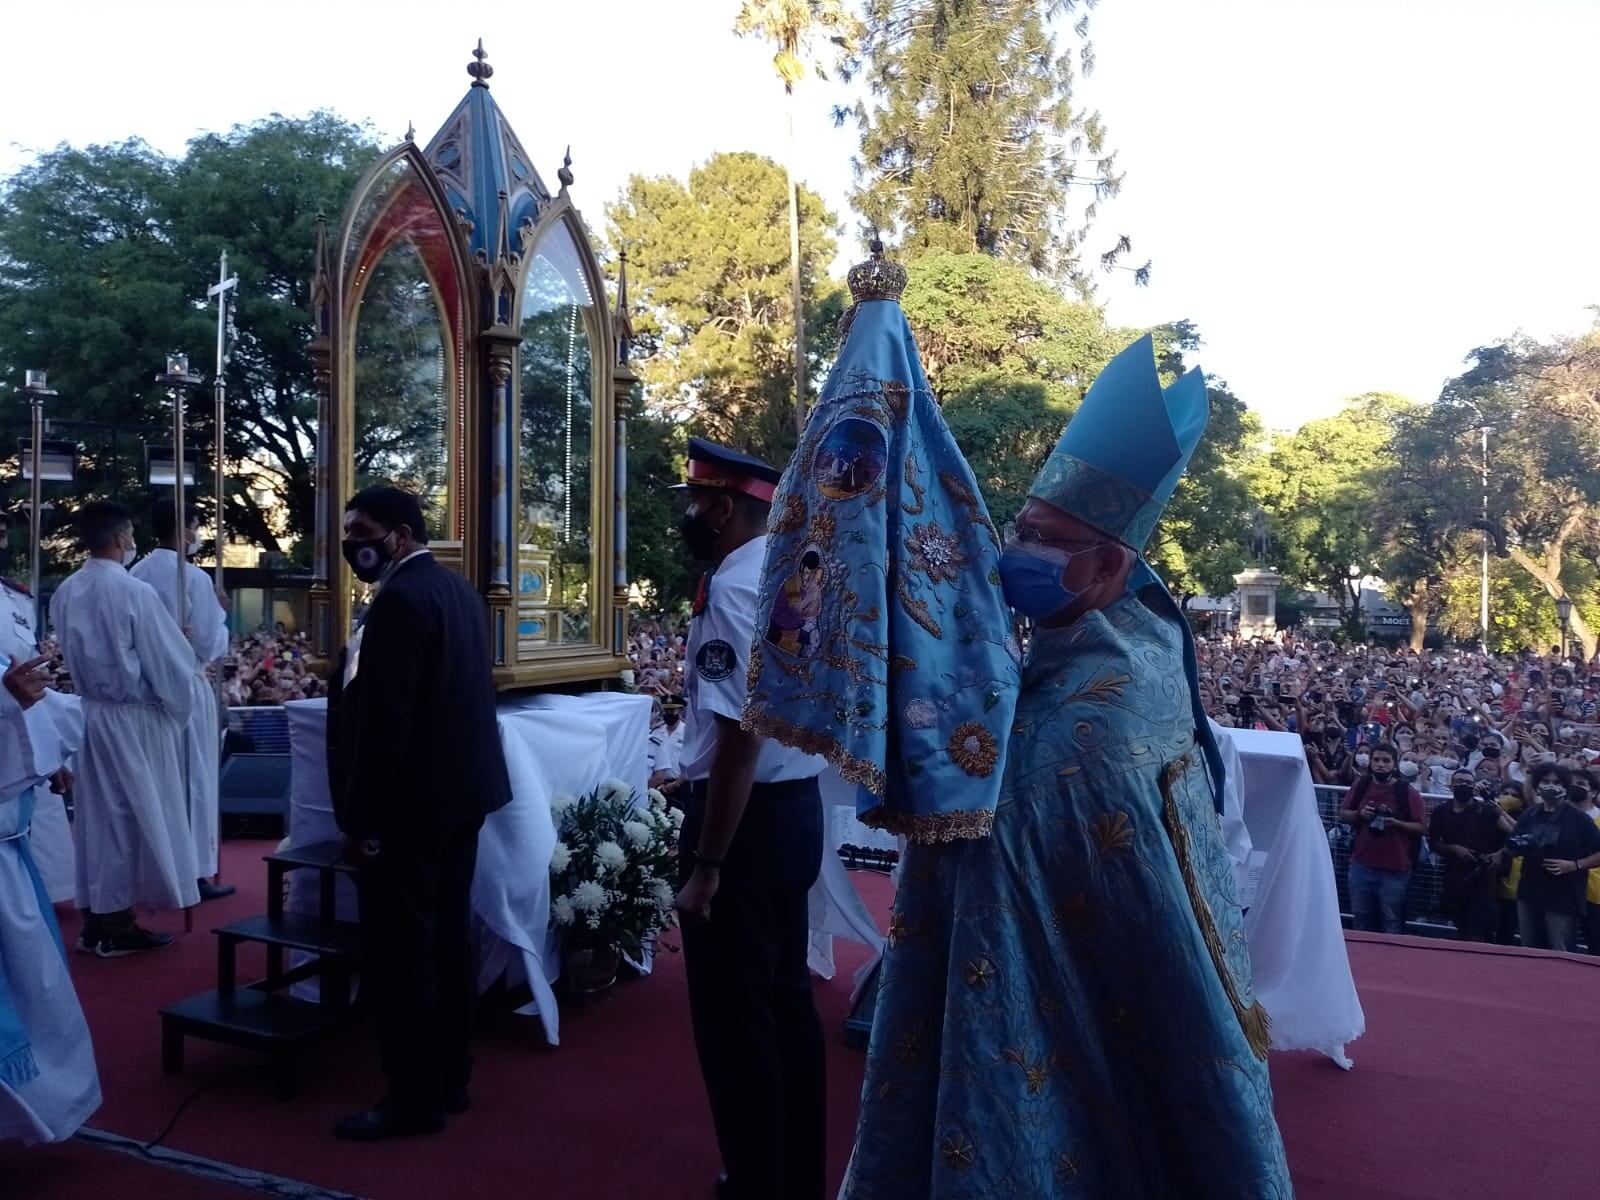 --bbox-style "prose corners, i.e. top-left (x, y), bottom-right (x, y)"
top-left (1315, 783), bottom-right (1457, 934)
